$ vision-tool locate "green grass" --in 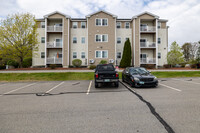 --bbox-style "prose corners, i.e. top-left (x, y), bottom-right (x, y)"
top-left (0, 71), bottom-right (200, 82)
